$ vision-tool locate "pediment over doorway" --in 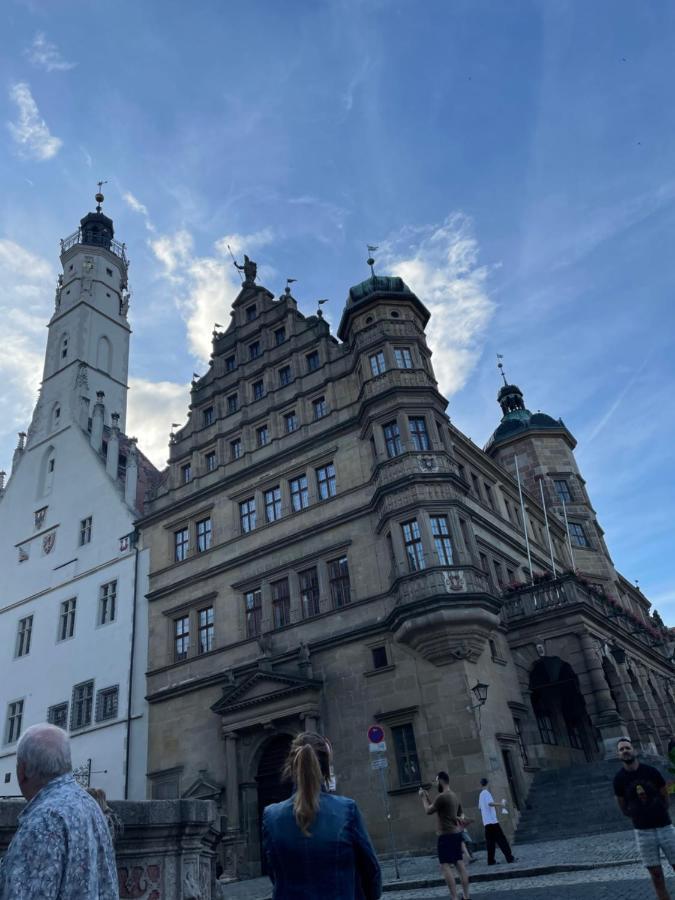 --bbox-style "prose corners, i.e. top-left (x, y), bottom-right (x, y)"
top-left (211, 667), bottom-right (322, 732)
